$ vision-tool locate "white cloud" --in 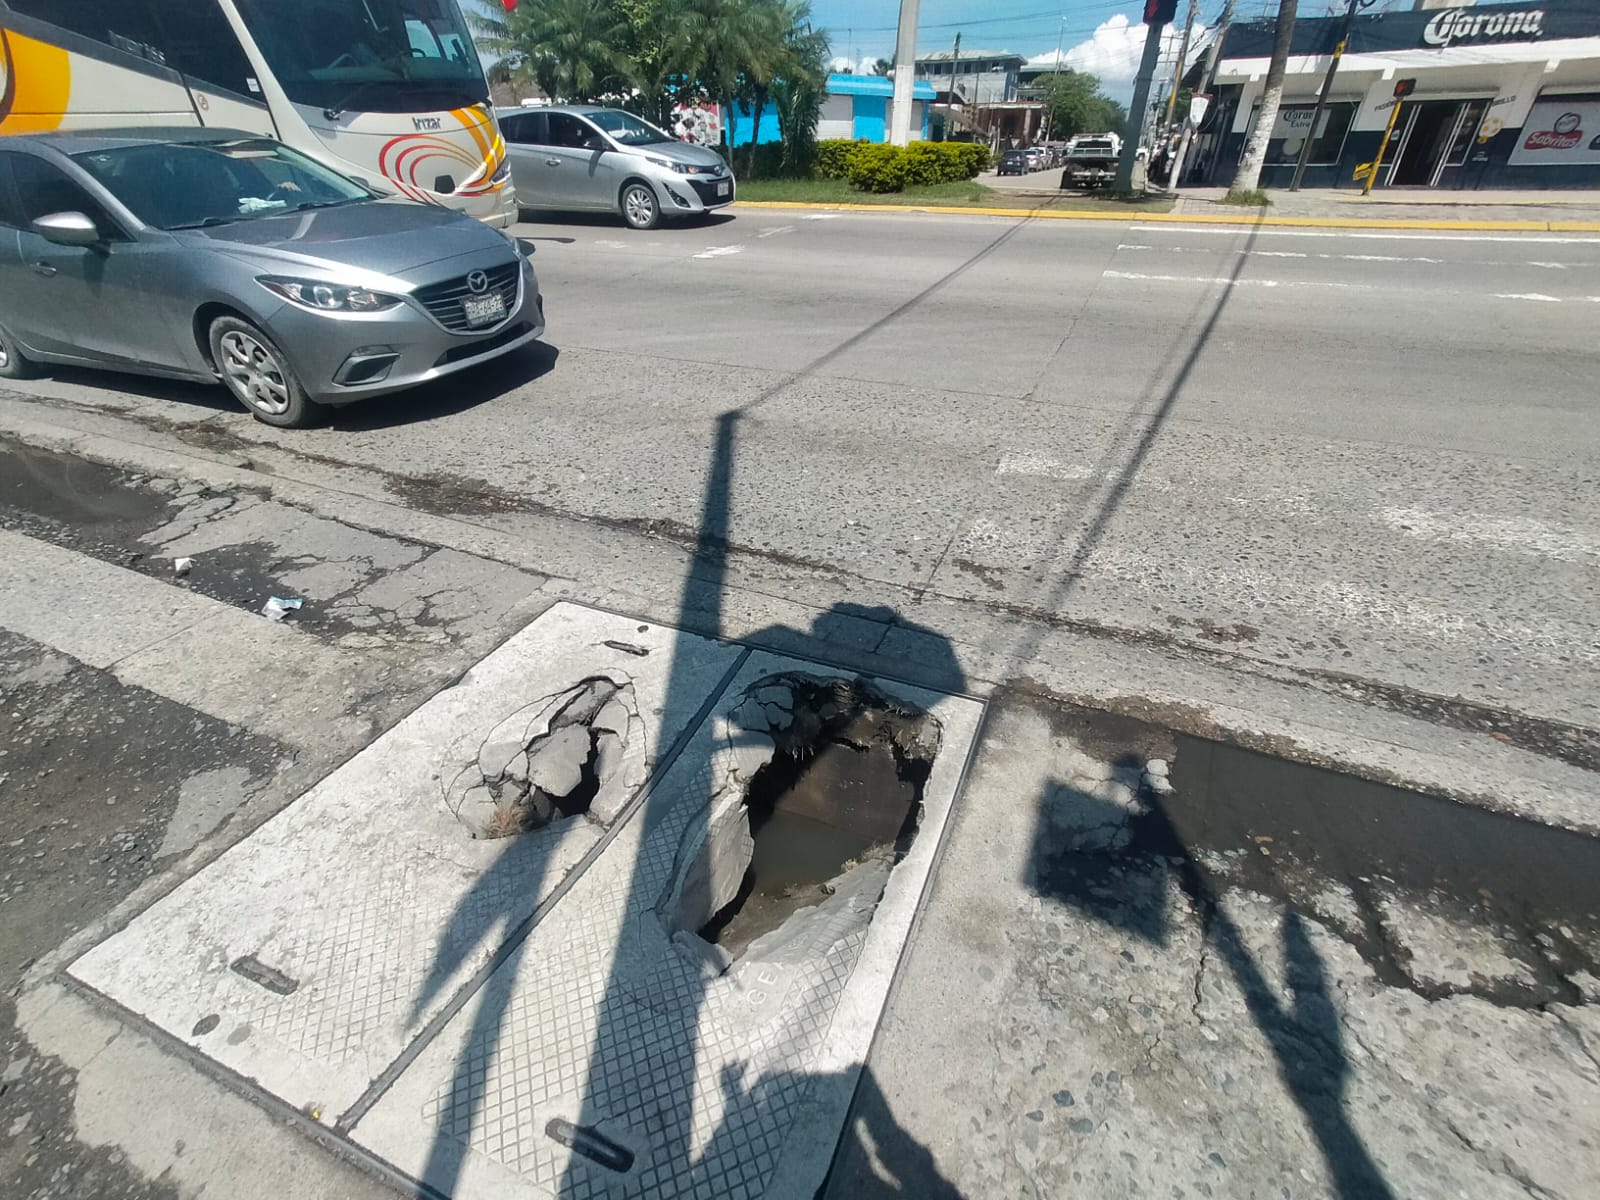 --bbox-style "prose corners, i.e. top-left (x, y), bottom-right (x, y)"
top-left (1047, 16), bottom-right (1212, 101)
top-left (829, 55), bottom-right (889, 76)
